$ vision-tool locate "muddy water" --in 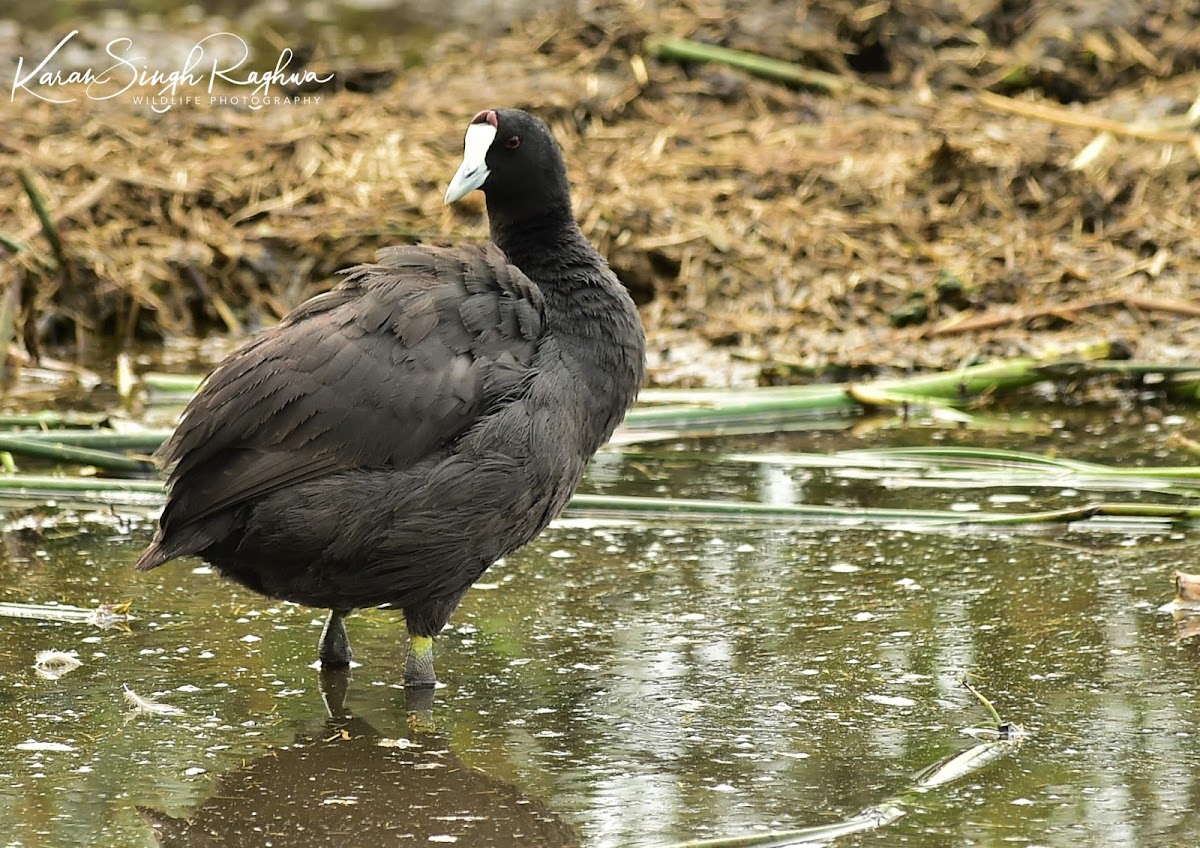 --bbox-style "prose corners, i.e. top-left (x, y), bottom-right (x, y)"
top-left (1, 409), bottom-right (1200, 846)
